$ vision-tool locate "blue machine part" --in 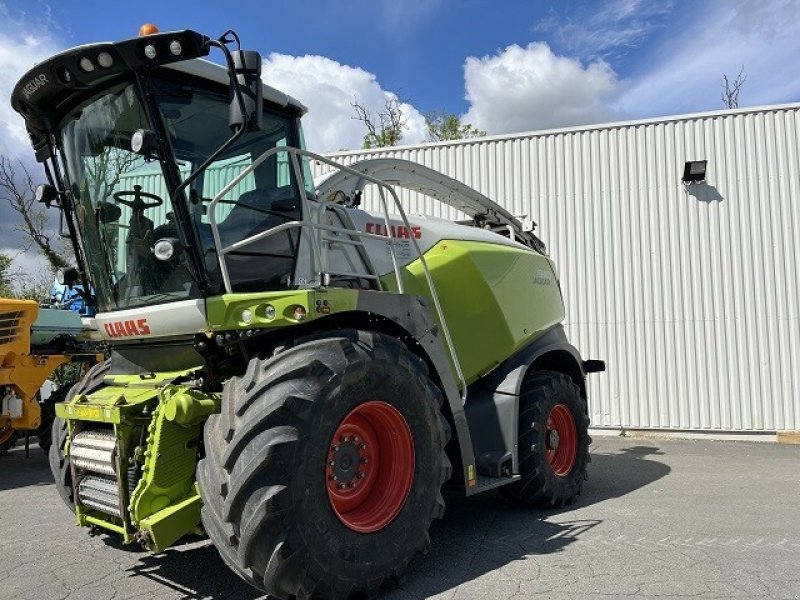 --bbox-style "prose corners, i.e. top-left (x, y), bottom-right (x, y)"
top-left (50, 281), bottom-right (97, 317)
